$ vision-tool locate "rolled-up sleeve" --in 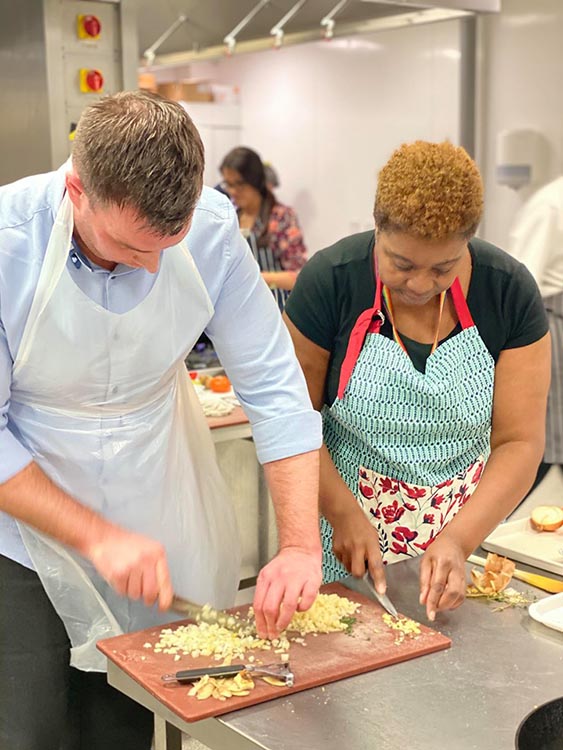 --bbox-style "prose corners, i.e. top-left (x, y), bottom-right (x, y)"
top-left (0, 322), bottom-right (33, 483)
top-left (203, 208), bottom-right (322, 464)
